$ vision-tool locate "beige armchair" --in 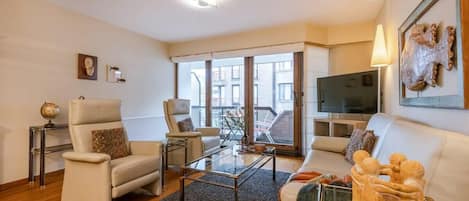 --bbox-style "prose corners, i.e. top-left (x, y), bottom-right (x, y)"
top-left (163, 99), bottom-right (221, 165)
top-left (61, 99), bottom-right (162, 201)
